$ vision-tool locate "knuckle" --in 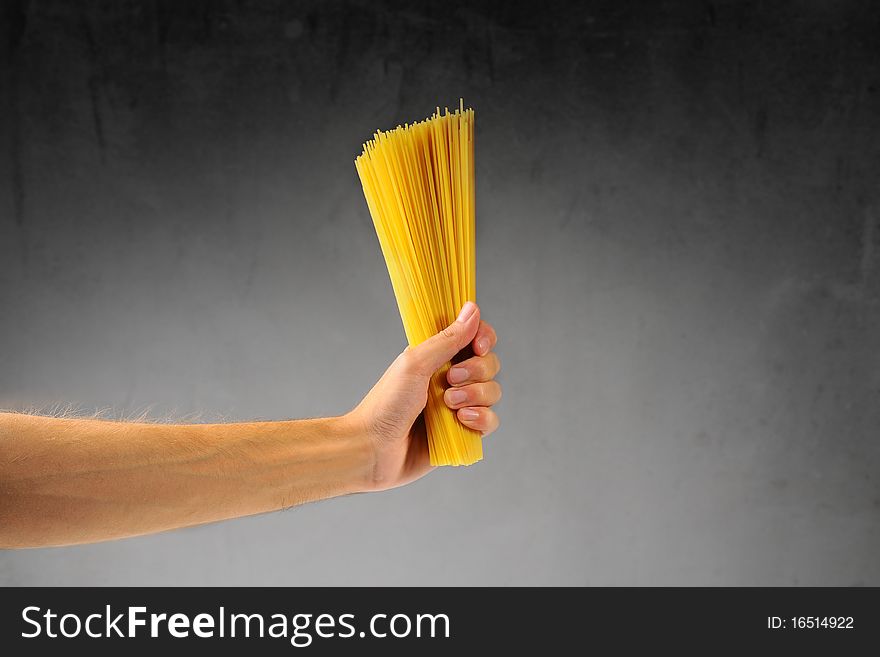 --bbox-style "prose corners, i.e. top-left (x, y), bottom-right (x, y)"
top-left (468, 359), bottom-right (487, 381)
top-left (475, 382), bottom-right (494, 404)
top-left (441, 325), bottom-right (458, 340)
top-left (472, 356), bottom-right (494, 381)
